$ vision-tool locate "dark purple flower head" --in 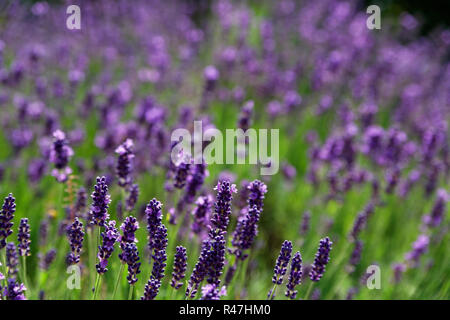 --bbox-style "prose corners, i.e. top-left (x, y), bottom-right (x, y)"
top-left (191, 195), bottom-right (213, 234)
top-left (173, 156), bottom-right (191, 189)
top-left (349, 202), bottom-right (374, 240)
top-left (115, 139), bottom-right (134, 188)
top-left (125, 183), bottom-right (139, 212)
top-left (392, 263), bottom-right (406, 283)
top-left (120, 242), bottom-right (141, 285)
top-left (231, 205), bottom-right (261, 260)
top-left (17, 218), bottom-right (31, 257)
top-left (348, 240), bottom-right (363, 271)
top-left (49, 130), bottom-right (73, 183)
top-left (3, 279), bottom-right (26, 300)
top-left (141, 278), bottom-right (161, 300)
top-left (310, 237), bottom-right (333, 282)
top-left (237, 100), bottom-right (254, 131)
top-left (210, 180), bottom-right (237, 235)
top-left (66, 217), bottom-right (84, 265)
top-left (272, 240), bottom-right (292, 285)
top-left (423, 189), bottom-right (447, 228)
top-left (207, 233), bottom-right (226, 286)
top-left (146, 198), bottom-right (163, 251)
top-left (6, 242), bottom-right (19, 277)
top-left (180, 162), bottom-right (207, 208)
top-left (285, 251), bottom-right (302, 299)
top-left (74, 187), bottom-right (87, 218)
top-left (200, 283), bottom-right (226, 300)
top-left (186, 239), bottom-right (211, 298)
top-left (119, 216), bottom-right (139, 245)
top-left (299, 210), bottom-right (311, 236)
top-left (96, 220), bottom-right (119, 274)
top-left (171, 246), bottom-right (188, 290)
top-left (203, 65), bottom-right (219, 91)
top-left (0, 193), bottom-right (15, 249)
top-left (39, 248), bottom-right (56, 270)
top-left (89, 176), bottom-right (111, 227)
top-left (151, 223), bottom-right (168, 282)
top-left (405, 234), bottom-right (429, 267)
